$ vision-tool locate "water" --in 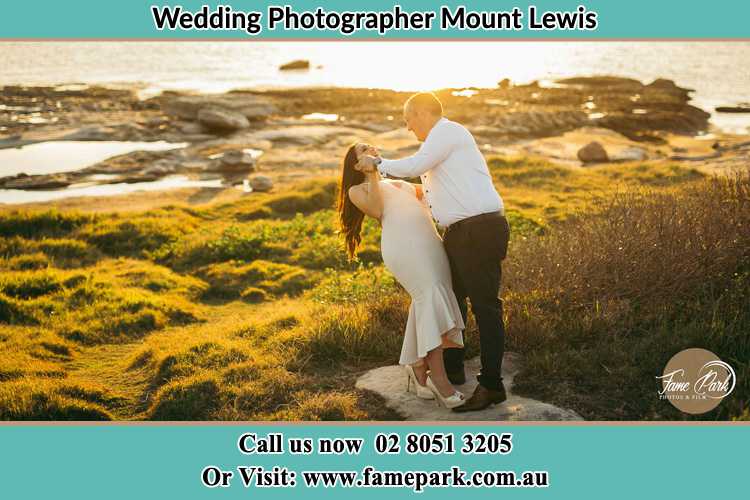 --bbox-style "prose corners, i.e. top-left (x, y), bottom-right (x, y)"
top-left (0, 175), bottom-right (223, 205)
top-left (1, 41), bottom-right (748, 203)
top-left (2, 41), bottom-right (749, 132)
top-left (0, 141), bottom-right (186, 177)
